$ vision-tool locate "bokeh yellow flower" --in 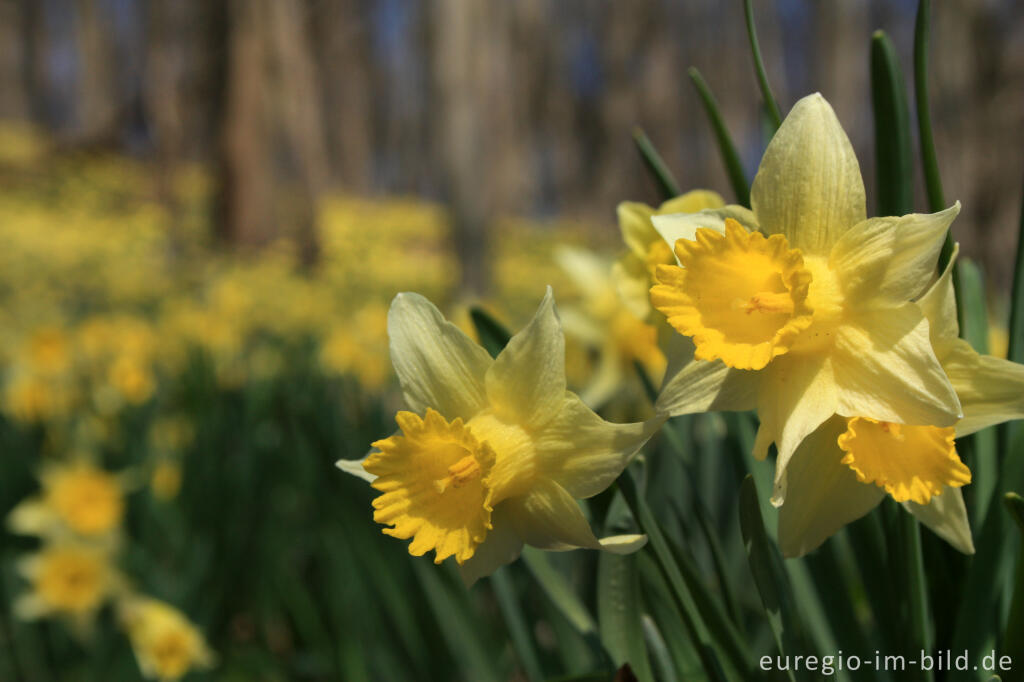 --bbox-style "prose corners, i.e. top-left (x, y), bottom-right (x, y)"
top-left (8, 460), bottom-right (125, 538)
top-left (15, 544), bottom-right (118, 621)
top-left (120, 597), bottom-right (215, 681)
